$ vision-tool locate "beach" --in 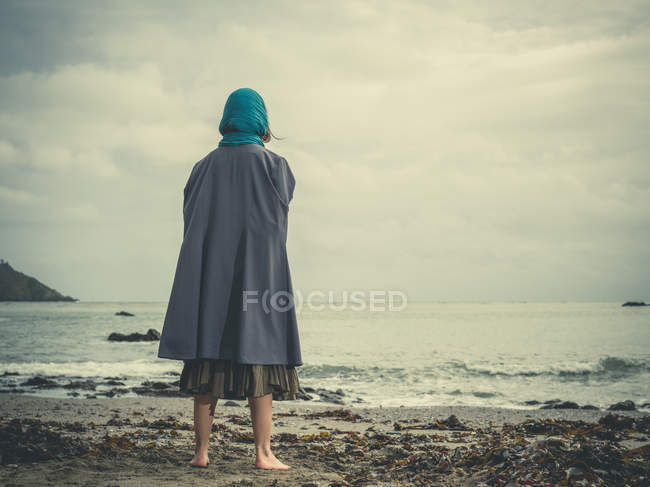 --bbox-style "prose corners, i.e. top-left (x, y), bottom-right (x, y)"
top-left (2, 301), bottom-right (649, 485)
top-left (1, 393), bottom-right (648, 486)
